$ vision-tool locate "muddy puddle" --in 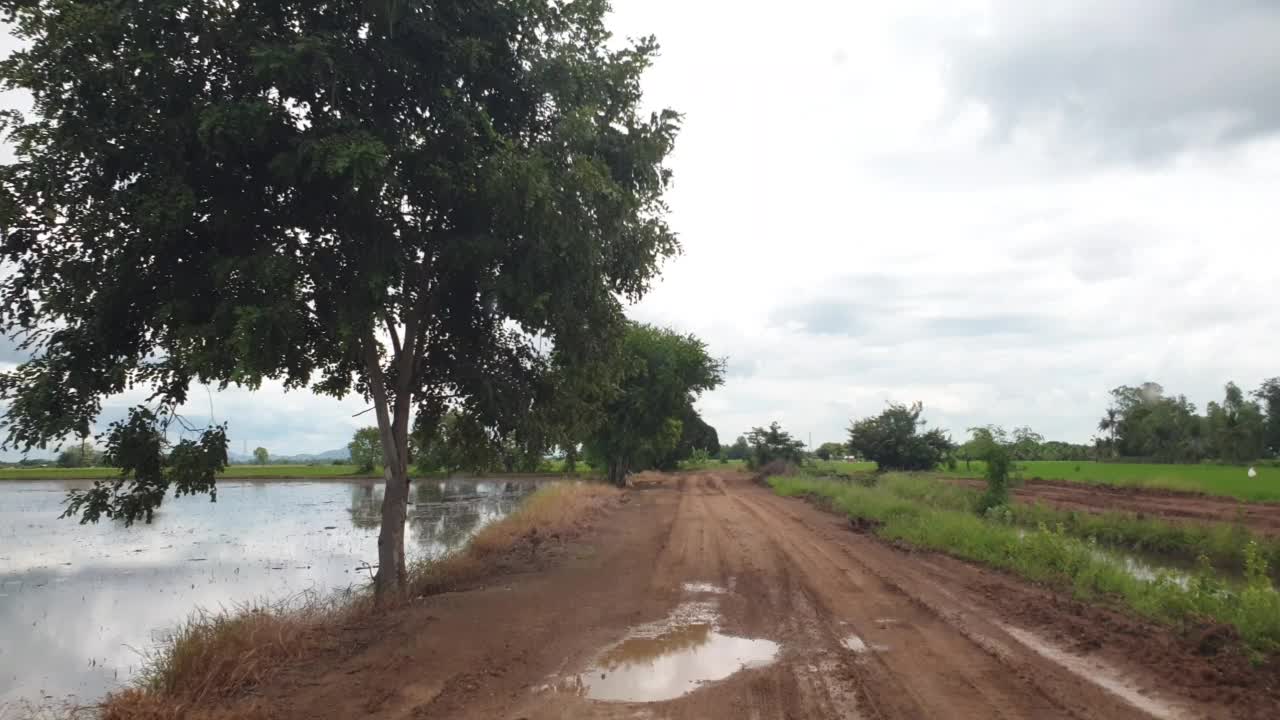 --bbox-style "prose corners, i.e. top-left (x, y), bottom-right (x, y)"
top-left (0, 478), bottom-right (541, 715)
top-left (550, 591), bottom-right (778, 703)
